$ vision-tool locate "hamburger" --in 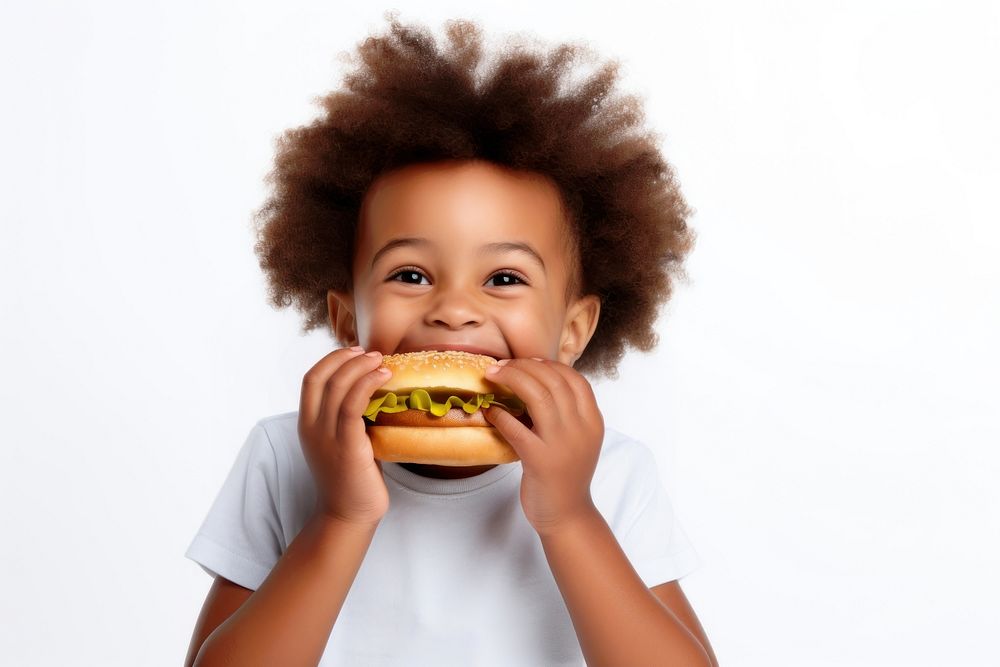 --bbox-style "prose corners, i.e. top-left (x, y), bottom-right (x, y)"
top-left (363, 350), bottom-right (530, 465)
